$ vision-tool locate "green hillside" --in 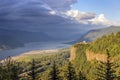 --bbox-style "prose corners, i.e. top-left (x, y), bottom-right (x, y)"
top-left (88, 32), bottom-right (120, 56)
top-left (1, 32), bottom-right (120, 80)
top-left (77, 26), bottom-right (120, 42)
top-left (71, 31), bottom-right (120, 79)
